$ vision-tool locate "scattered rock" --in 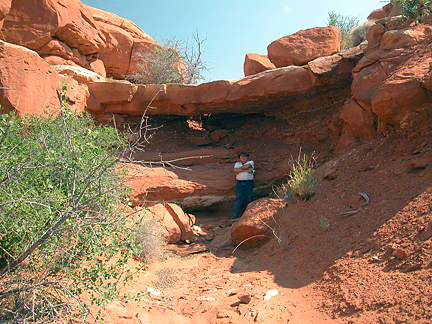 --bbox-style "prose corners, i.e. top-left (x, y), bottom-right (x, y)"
top-left (402, 262), bottom-right (423, 273)
top-left (394, 248), bottom-right (408, 260)
top-left (264, 289), bottom-right (278, 301)
top-left (244, 53), bottom-right (276, 76)
top-left (238, 293), bottom-right (252, 304)
top-left (104, 301), bottom-right (133, 319)
top-left (165, 242), bottom-right (208, 257)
